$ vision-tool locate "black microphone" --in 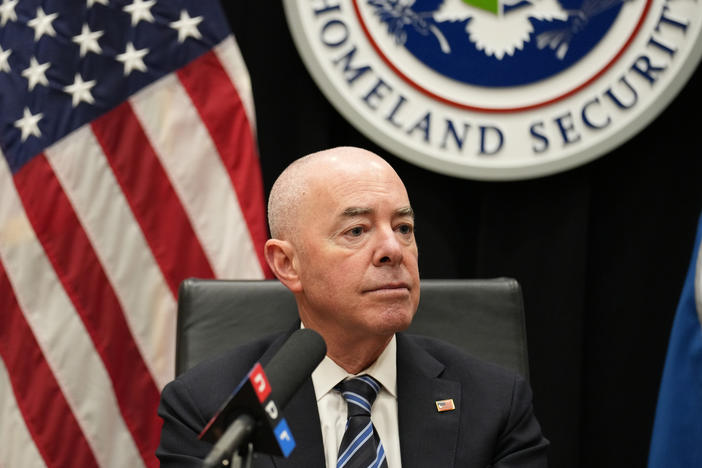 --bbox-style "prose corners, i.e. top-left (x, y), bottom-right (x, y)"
top-left (200, 329), bottom-right (326, 467)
